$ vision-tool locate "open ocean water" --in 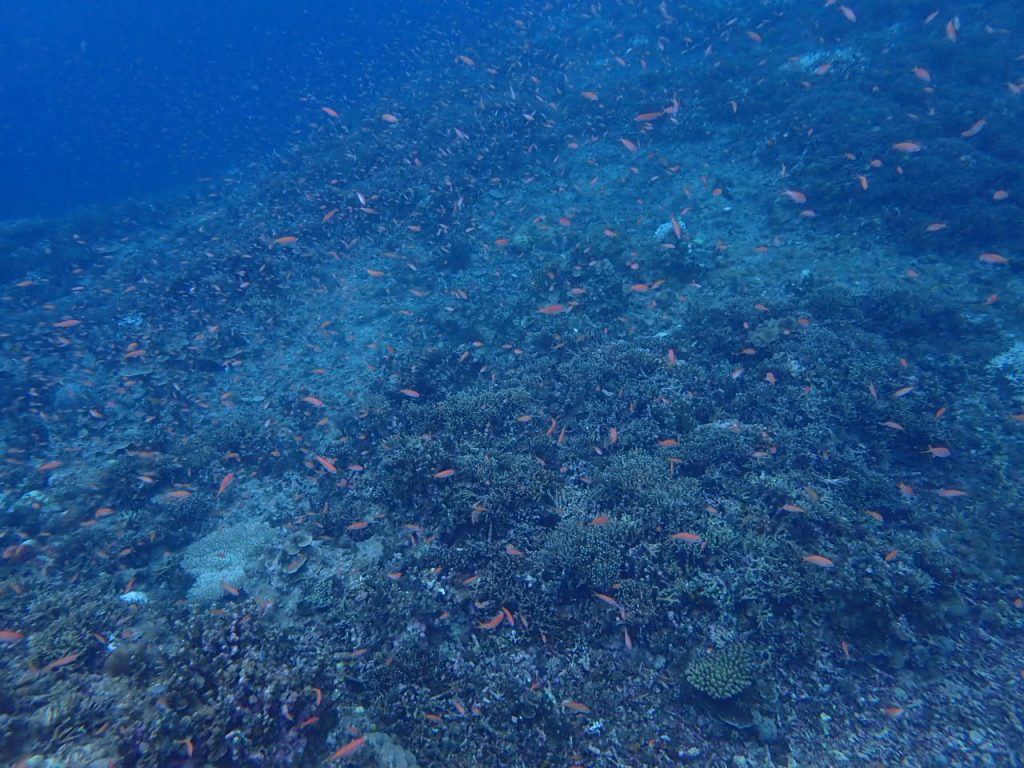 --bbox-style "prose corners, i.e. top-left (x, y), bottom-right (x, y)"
top-left (0, 1), bottom-right (1022, 766)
